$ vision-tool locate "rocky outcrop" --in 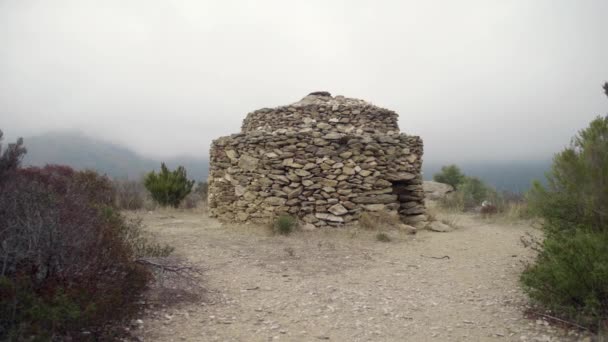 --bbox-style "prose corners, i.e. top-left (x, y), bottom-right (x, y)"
top-left (208, 93), bottom-right (426, 227)
top-left (423, 181), bottom-right (454, 200)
